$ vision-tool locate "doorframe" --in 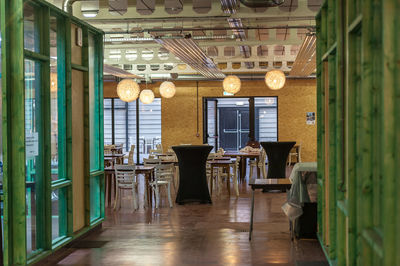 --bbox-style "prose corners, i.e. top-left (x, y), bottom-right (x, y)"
top-left (202, 96), bottom-right (279, 147)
